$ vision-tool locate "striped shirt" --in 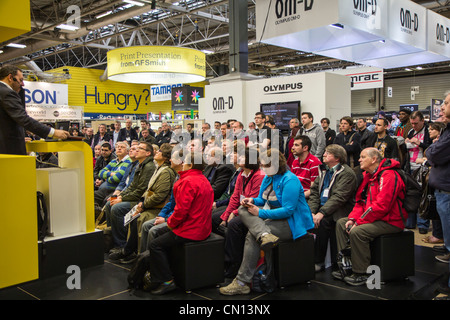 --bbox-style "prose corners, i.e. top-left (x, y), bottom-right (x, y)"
top-left (99, 155), bottom-right (132, 189)
top-left (291, 152), bottom-right (322, 191)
